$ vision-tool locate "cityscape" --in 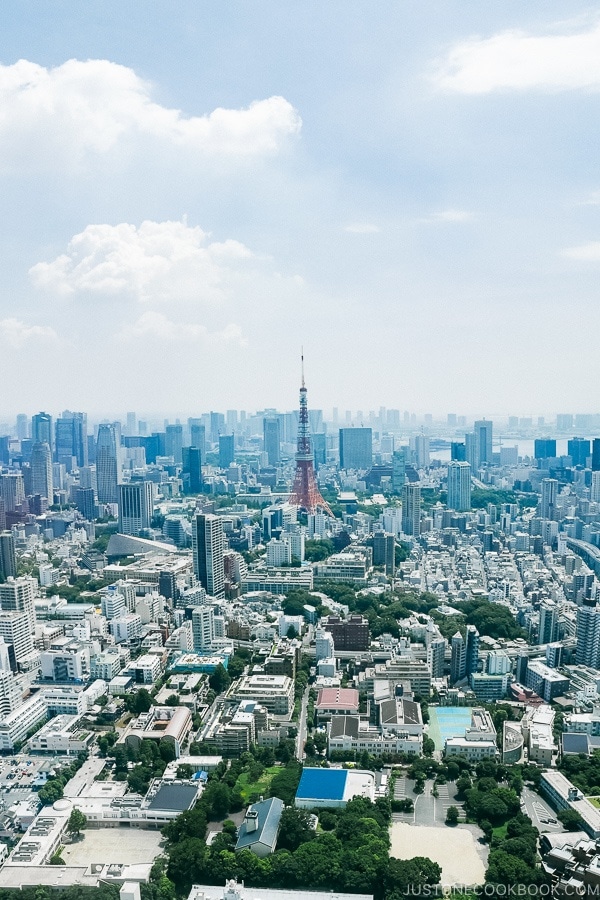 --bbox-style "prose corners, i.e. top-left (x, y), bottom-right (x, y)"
top-left (3, 3), bottom-right (600, 900)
